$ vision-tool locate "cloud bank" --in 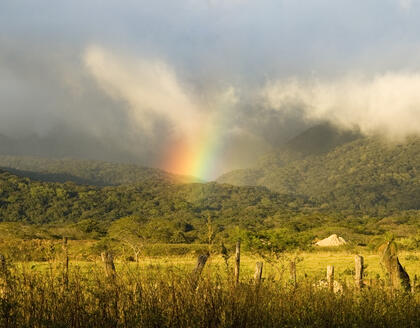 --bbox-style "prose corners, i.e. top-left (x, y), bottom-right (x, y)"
top-left (263, 72), bottom-right (420, 140)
